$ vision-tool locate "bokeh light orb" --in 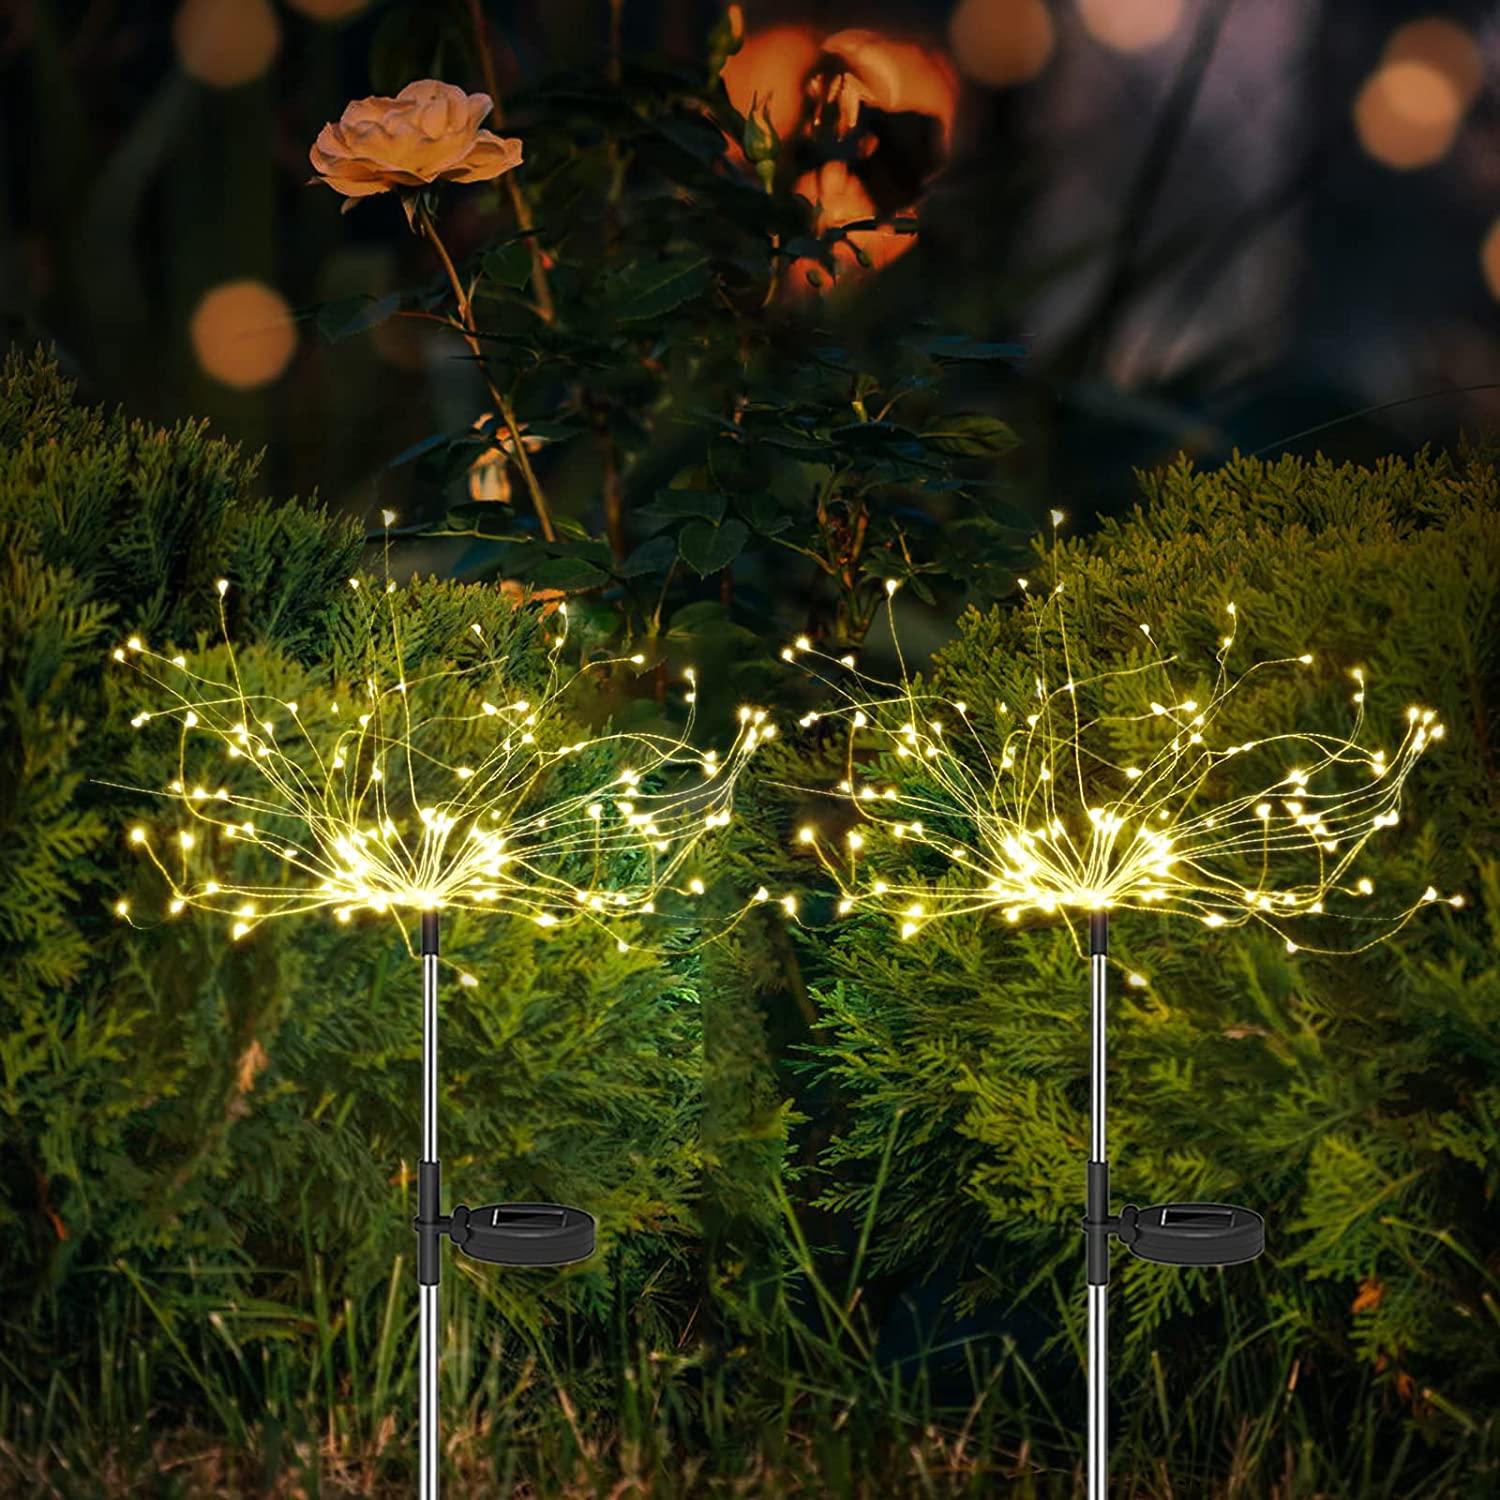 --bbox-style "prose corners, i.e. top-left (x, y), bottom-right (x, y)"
top-left (1078, 0), bottom-right (1184, 54)
top-left (189, 281), bottom-right (298, 390)
top-left (285, 0), bottom-right (371, 19)
top-left (947, 0), bottom-right (1055, 89)
top-left (1481, 219), bottom-right (1500, 302)
top-left (1386, 17), bottom-right (1483, 110)
top-left (173, 0), bottom-right (281, 89)
top-left (1353, 59), bottom-right (1462, 170)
